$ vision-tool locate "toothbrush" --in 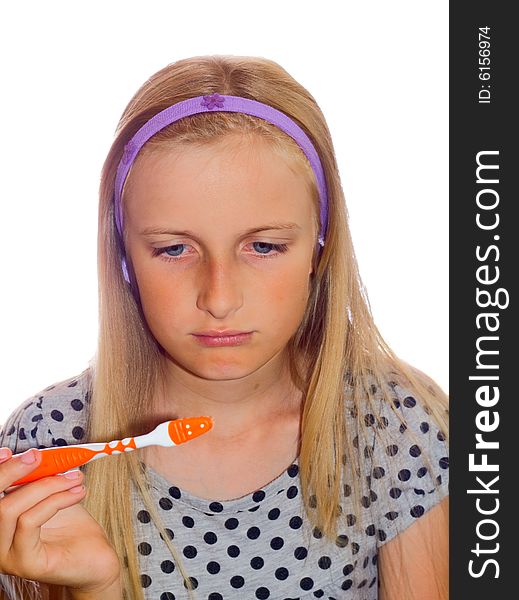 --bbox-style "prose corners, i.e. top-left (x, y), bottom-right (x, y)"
top-left (10, 416), bottom-right (213, 487)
